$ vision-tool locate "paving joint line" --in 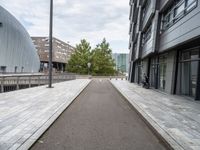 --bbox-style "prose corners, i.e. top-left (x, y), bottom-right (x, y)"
top-left (15, 80), bottom-right (91, 150)
top-left (110, 80), bottom-right (185, 150)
